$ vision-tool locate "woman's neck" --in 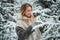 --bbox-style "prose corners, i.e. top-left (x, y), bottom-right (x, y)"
top-left (24, 15), bottom-right (31, 18)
